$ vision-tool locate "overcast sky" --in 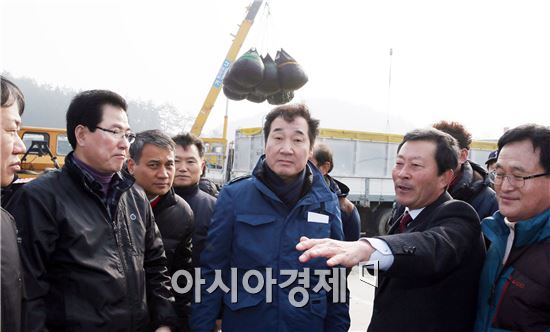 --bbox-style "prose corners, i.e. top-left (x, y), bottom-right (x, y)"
top-left (2, 0), bottom-right (549, 139)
